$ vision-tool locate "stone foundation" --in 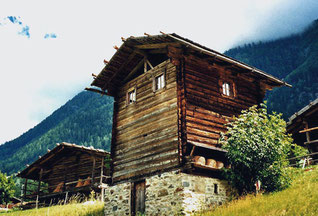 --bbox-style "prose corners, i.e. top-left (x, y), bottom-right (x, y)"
top-left (104, 182), bottom-right (130, 215)
top-left (104, 171), bottom-right (229, 215)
